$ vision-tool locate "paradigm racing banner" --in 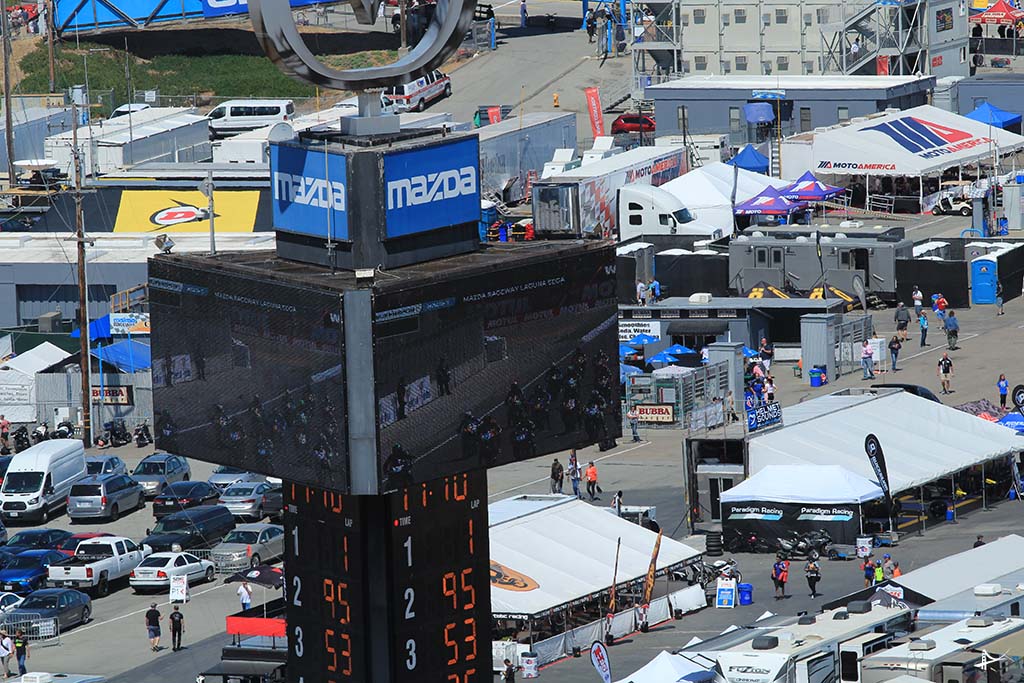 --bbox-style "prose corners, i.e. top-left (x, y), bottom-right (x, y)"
top-left (722, 500), bottom-right (862, 549)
